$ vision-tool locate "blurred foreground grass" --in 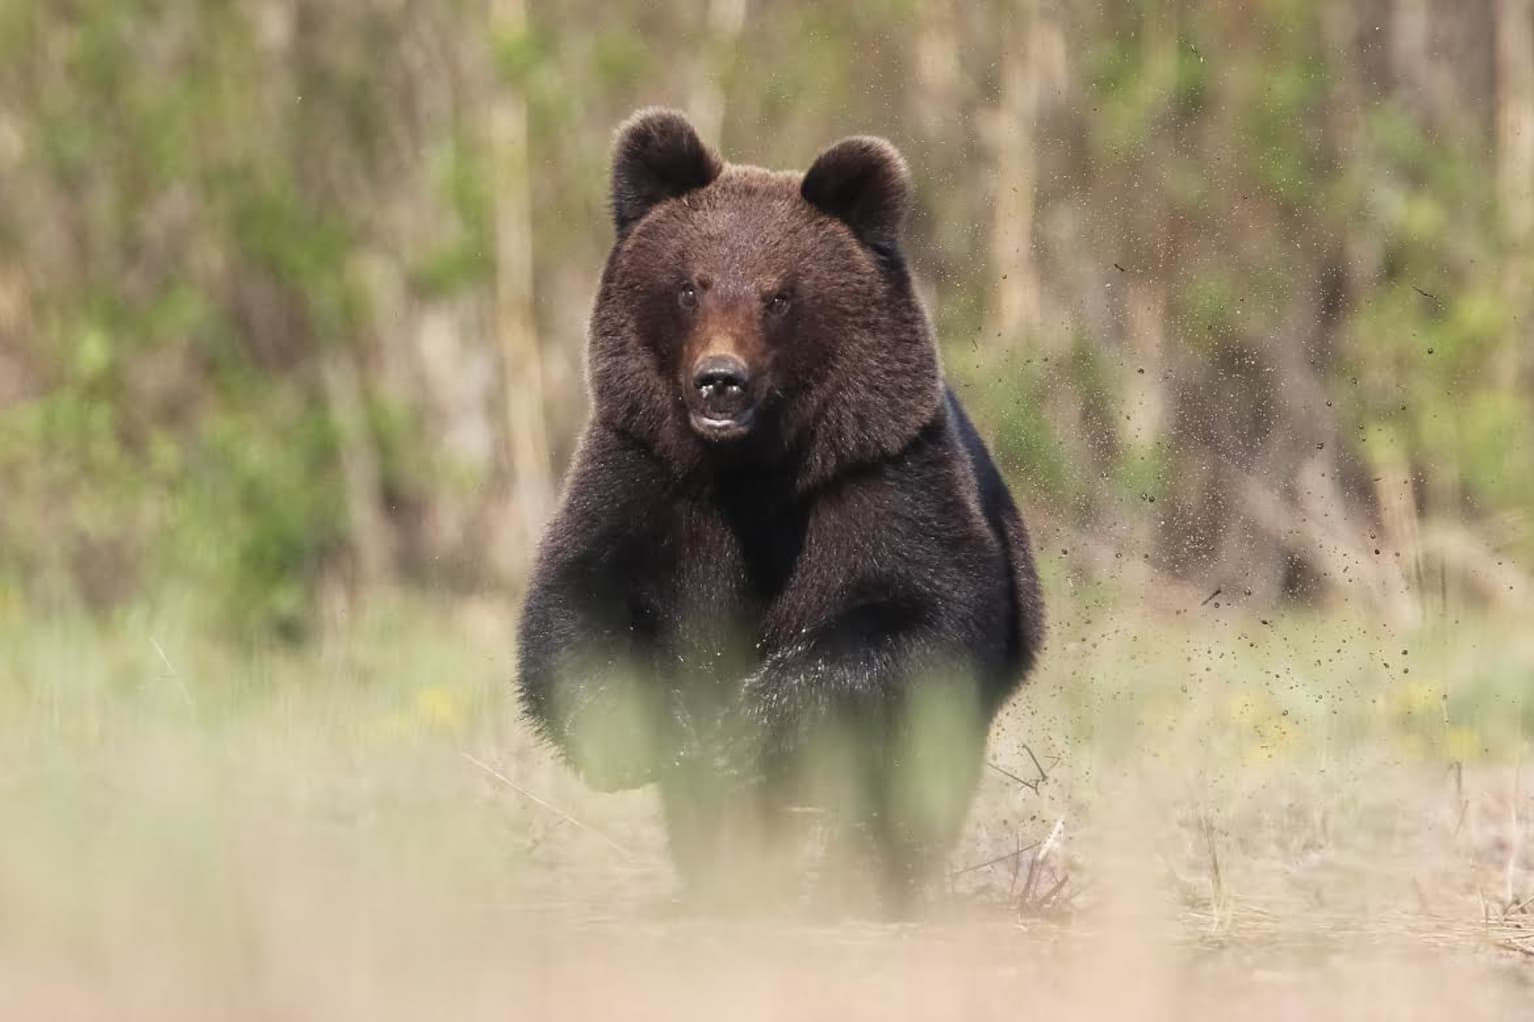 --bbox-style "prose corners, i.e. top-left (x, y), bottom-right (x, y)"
top-left (1, 595), bottom-right (1531, 1019)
